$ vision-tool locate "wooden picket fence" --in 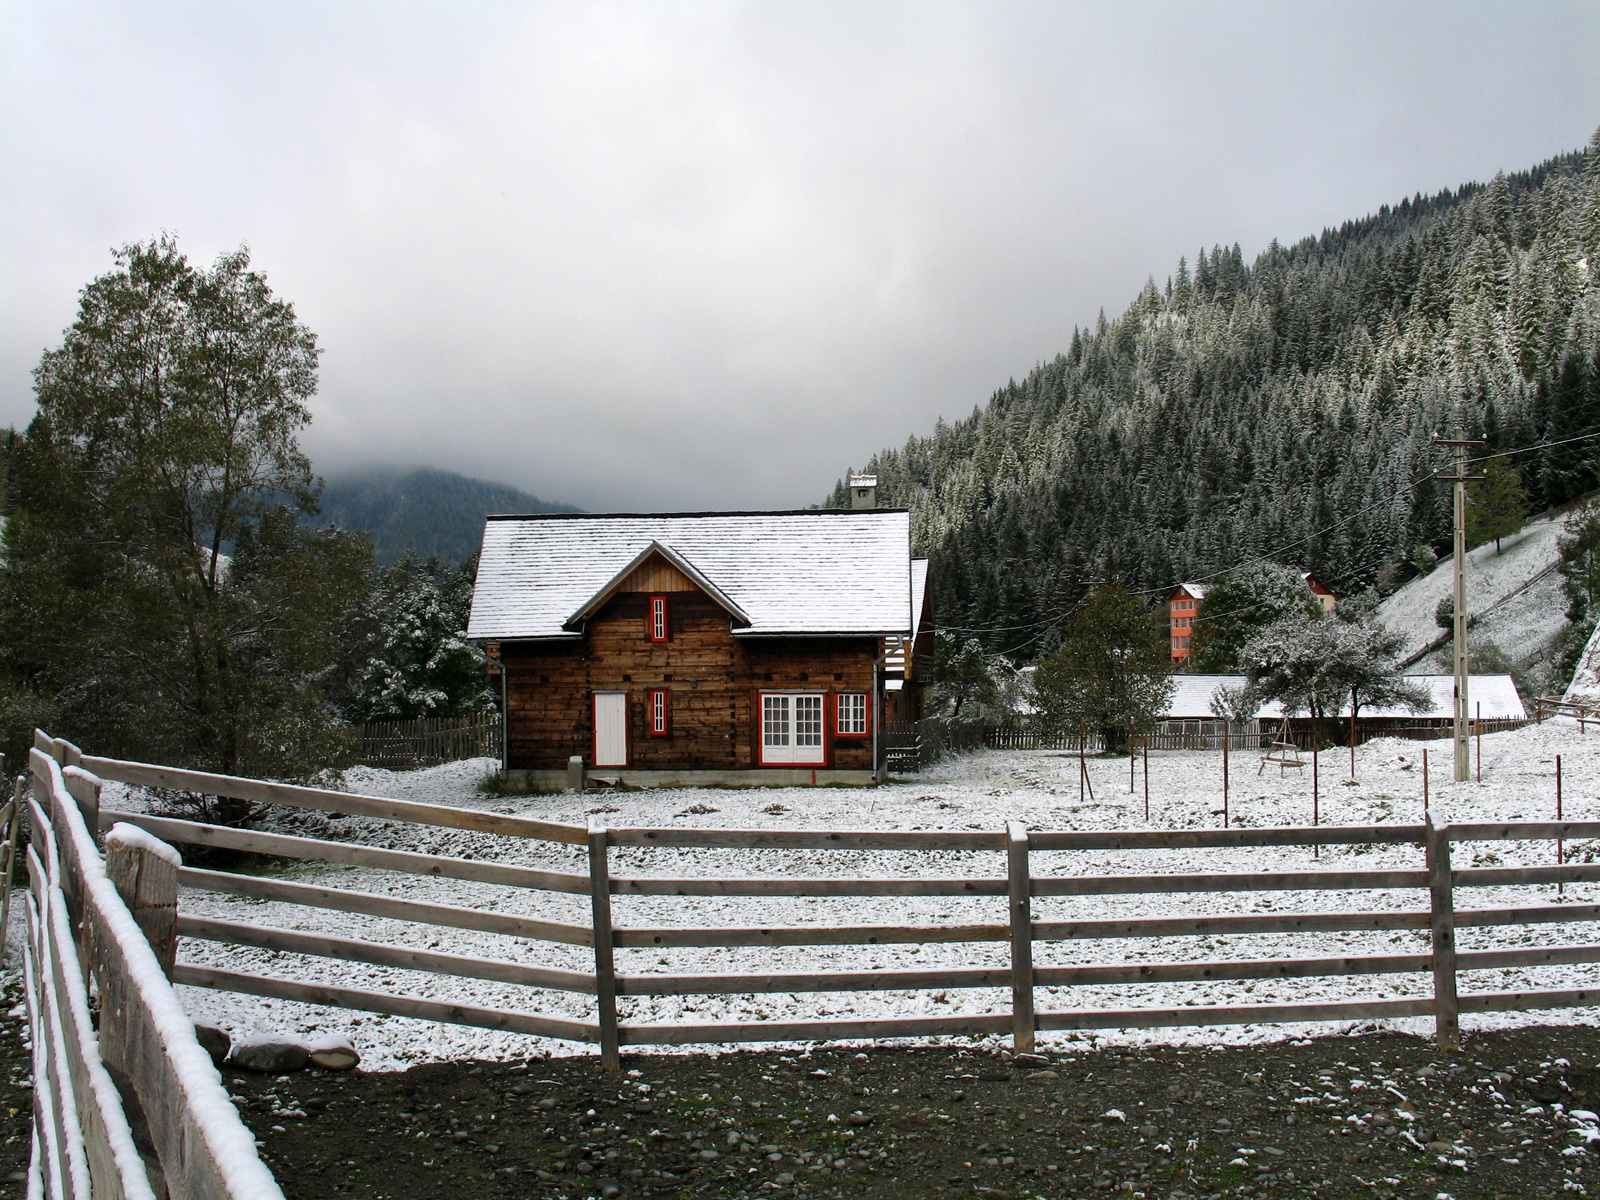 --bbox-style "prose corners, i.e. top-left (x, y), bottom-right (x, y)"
top-left (17, 730), bottom-right (1594, 1086)
top-left (16, 737), bottom-right (284, 1200)
top-left (356, 712), bottom-right (501, 769)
